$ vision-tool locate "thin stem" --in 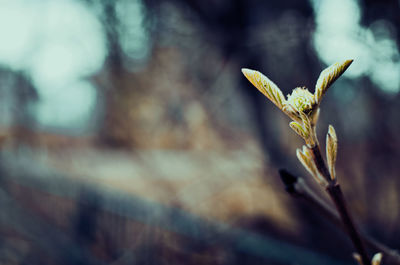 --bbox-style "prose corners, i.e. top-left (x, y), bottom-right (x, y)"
top-left (327, 184), bottom-right (371, 265)
top-left (310, 145), bottom-right (371, 265)
top-left (310, 145), bottom-right (331, 181)
top-left (279, 169), bottom-right (400, 264)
